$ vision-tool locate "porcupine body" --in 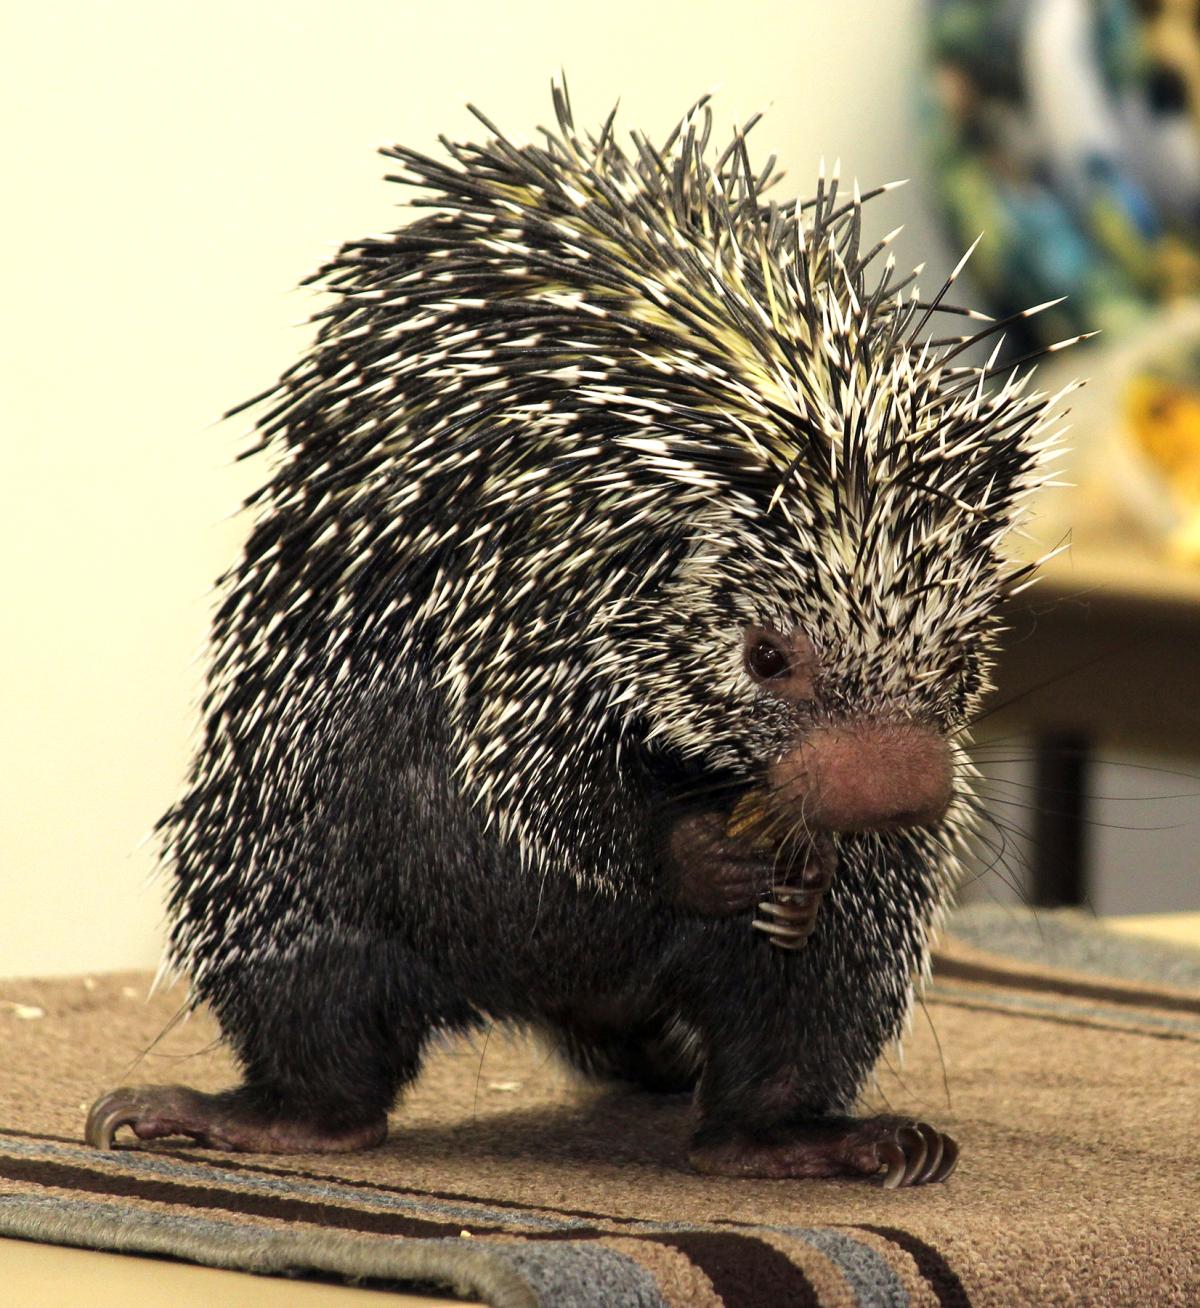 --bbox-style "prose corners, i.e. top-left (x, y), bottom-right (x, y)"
top-left (91, 85), bottom-right (1072, 1177)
